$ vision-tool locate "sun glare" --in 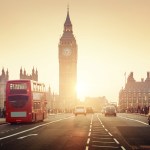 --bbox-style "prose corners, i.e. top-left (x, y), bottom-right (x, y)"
top-left (76, 82), bottom-right (88, 101)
